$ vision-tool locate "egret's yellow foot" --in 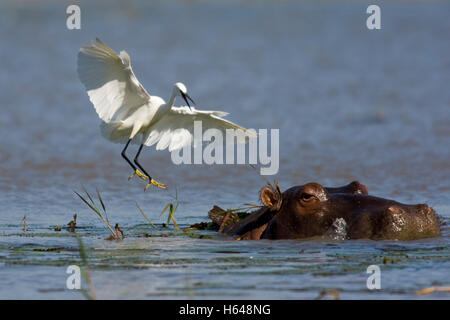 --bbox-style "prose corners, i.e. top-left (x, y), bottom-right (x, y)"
top-left (128, 169), bottom-right (149, 181)
top-left (145, 179), bottom-right (167, 190)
